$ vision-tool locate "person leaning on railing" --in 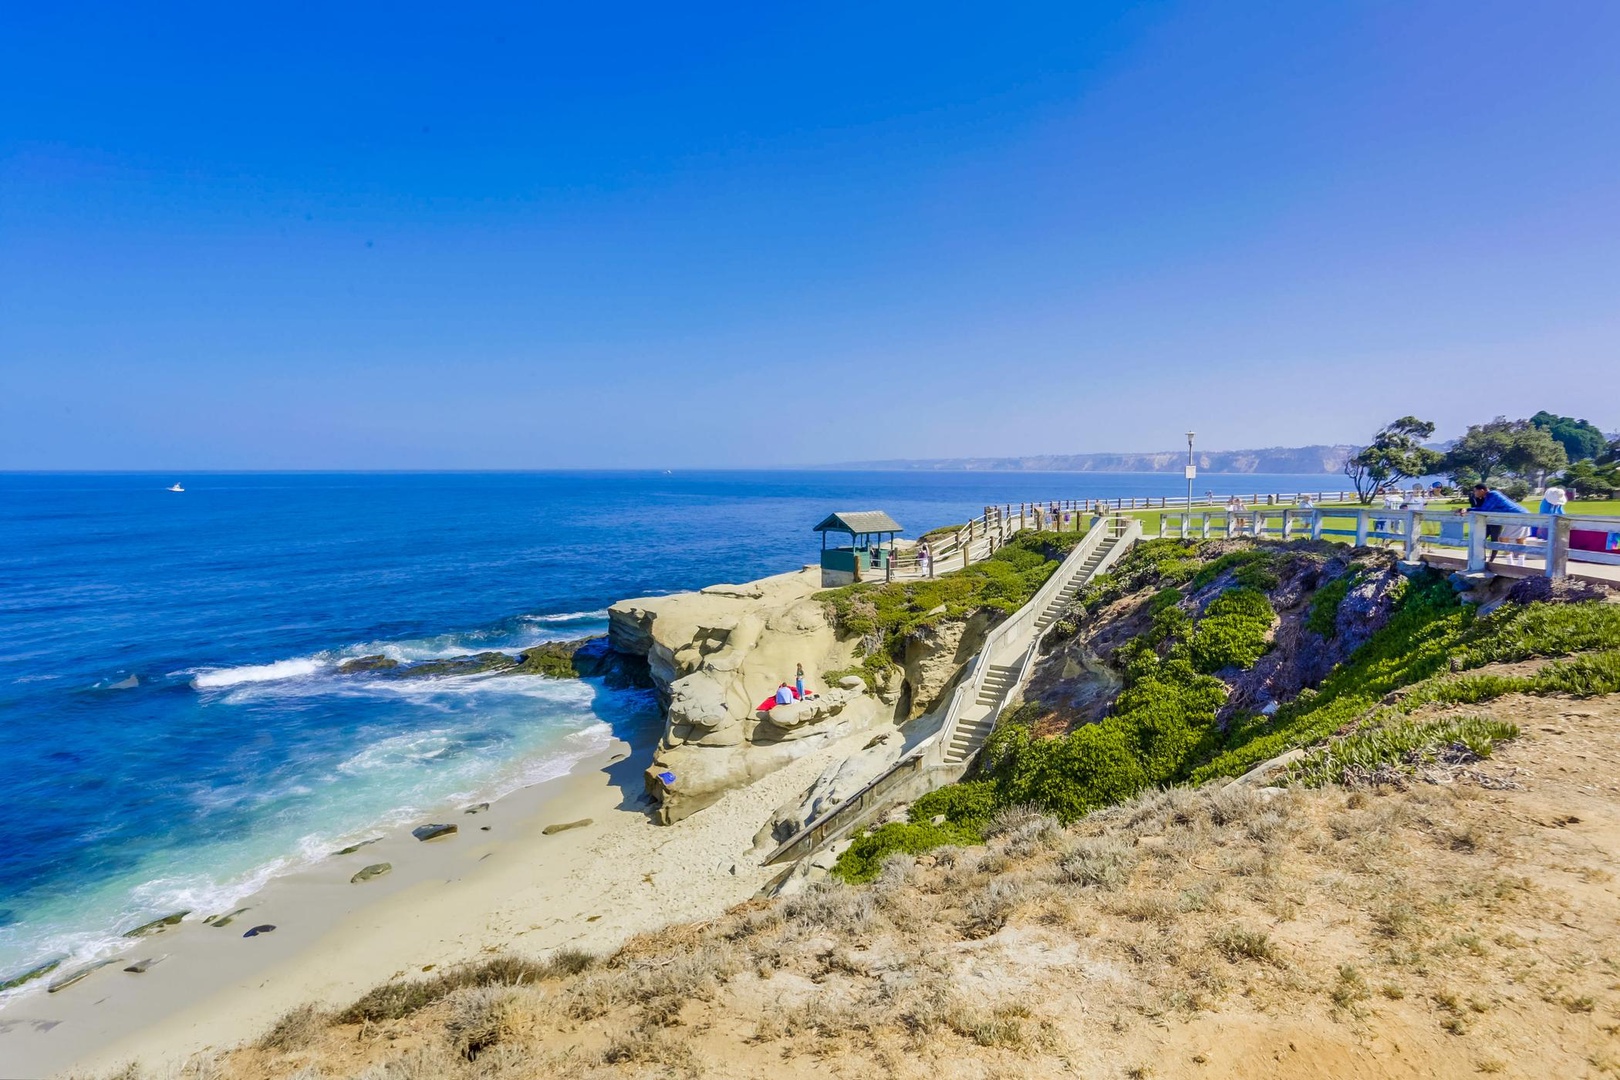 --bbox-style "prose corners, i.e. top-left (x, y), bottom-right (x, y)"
top-left (1461, 482), bottom-right (1532, 565)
